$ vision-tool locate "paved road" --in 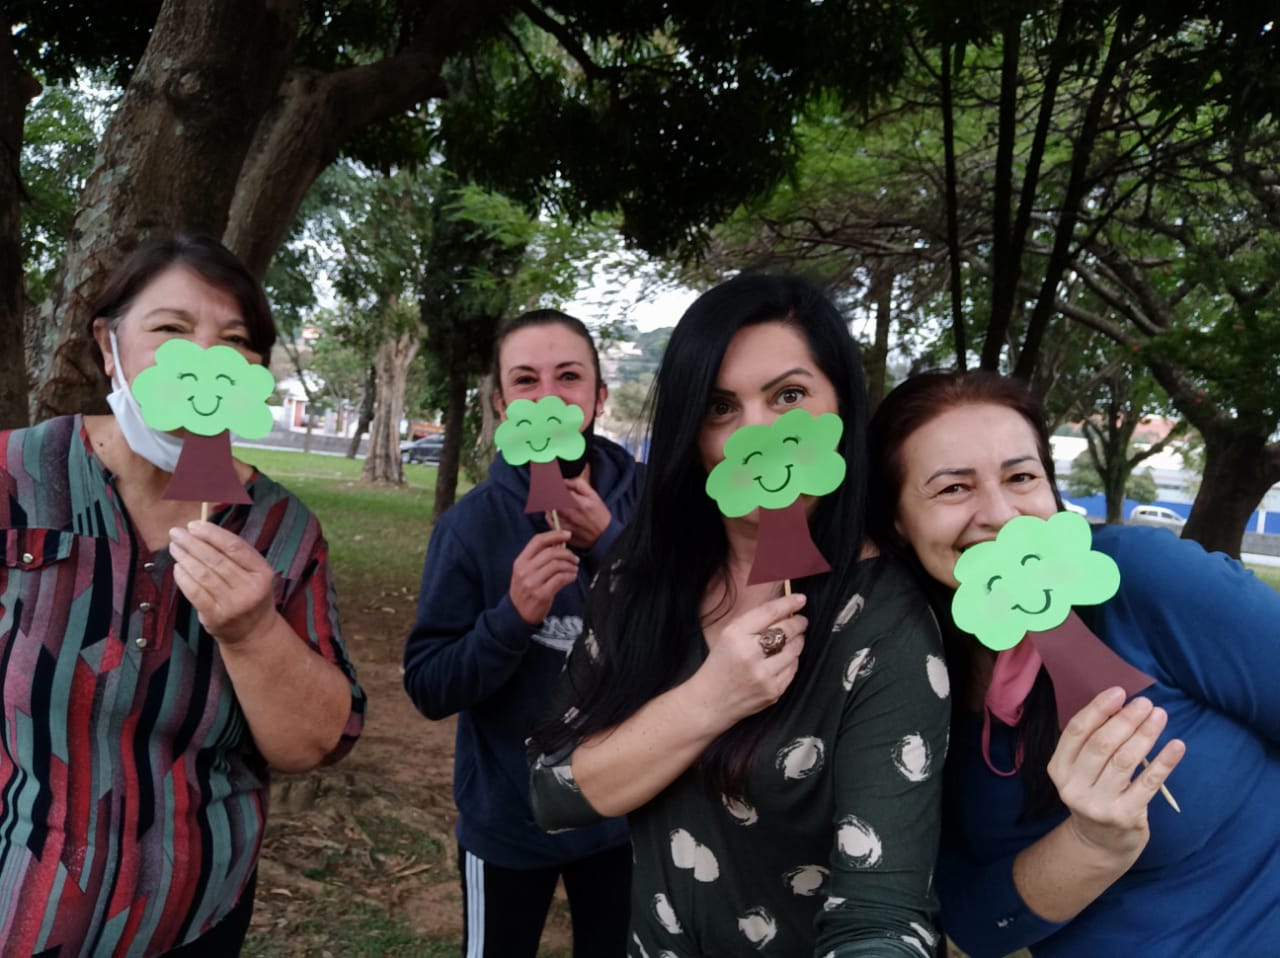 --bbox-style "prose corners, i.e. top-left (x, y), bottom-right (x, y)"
top-left (235, 440), bottom-right (360, 458)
